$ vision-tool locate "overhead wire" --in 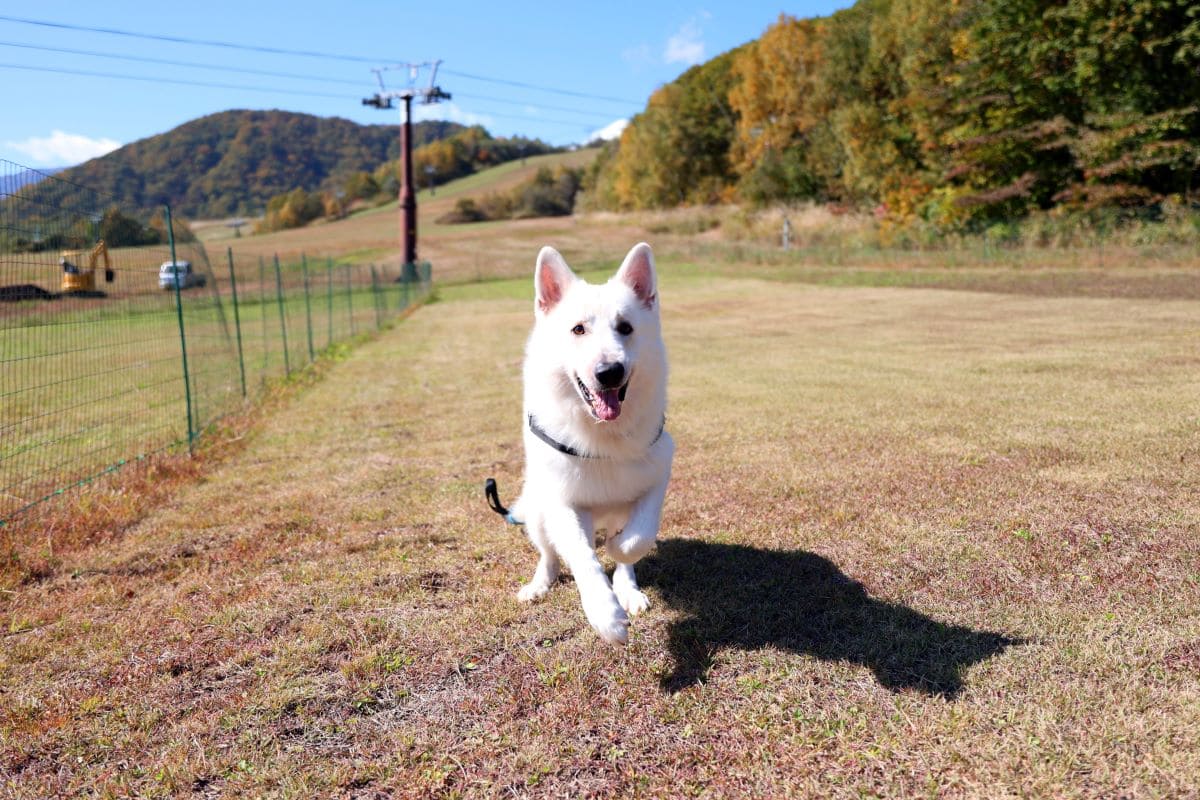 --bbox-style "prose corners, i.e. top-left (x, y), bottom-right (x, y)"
top-left (0, 62), bottom-right (608, 130)
top-left (0, 40), bottom-right (617, 122)
top-left (0, 13), bottom-right (640, 106)
top-left (450, 92), bottom-right (611, 121)
top-left (0, 62), bottom-right (351, 100)
top-left (0, 39), bottom-right (365, 86)
top-left (441, 68), bottom-right (634, 105)
top-left (0, 13), bottom-right (378, 63)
